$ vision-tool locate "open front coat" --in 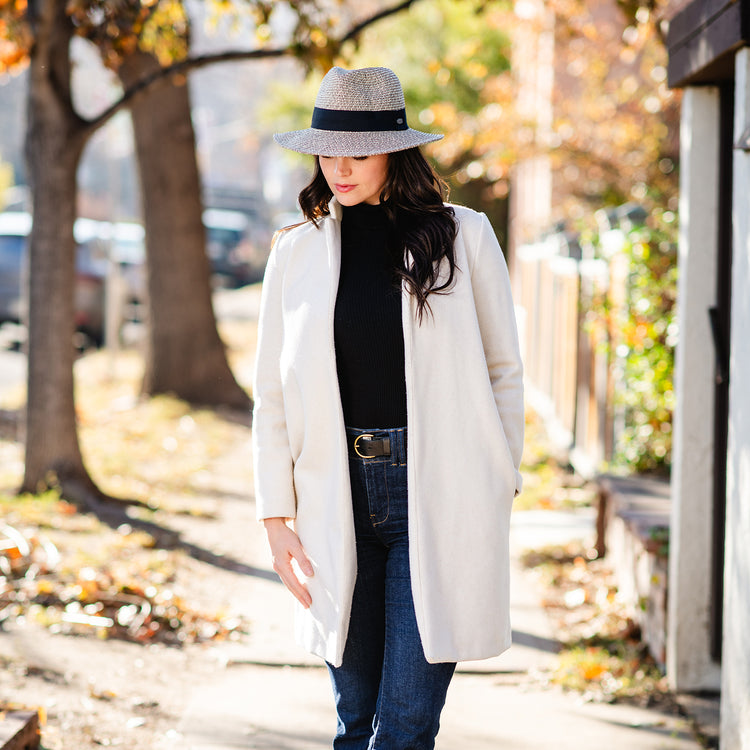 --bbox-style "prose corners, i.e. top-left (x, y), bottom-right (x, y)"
top-left (252, 200), bottom-right (524, 667)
